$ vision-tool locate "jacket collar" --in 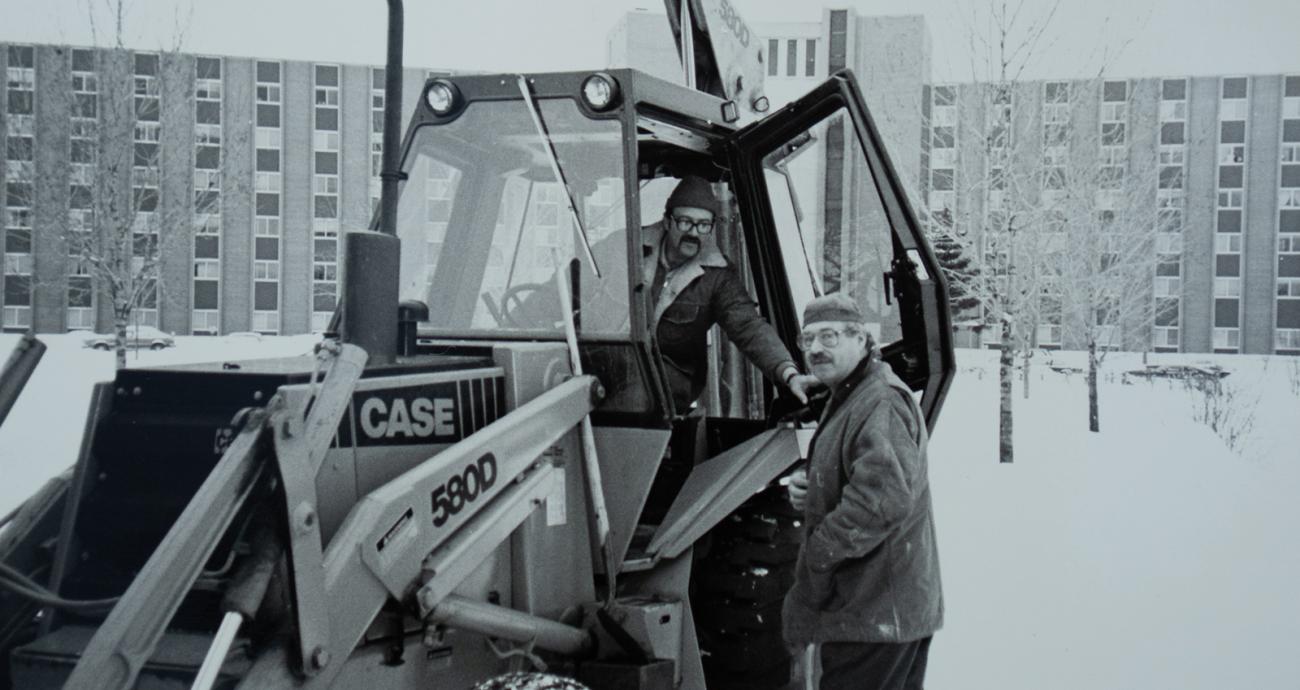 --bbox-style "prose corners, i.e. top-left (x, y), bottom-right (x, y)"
top-left (818, 354), bottom-right (877, 426)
